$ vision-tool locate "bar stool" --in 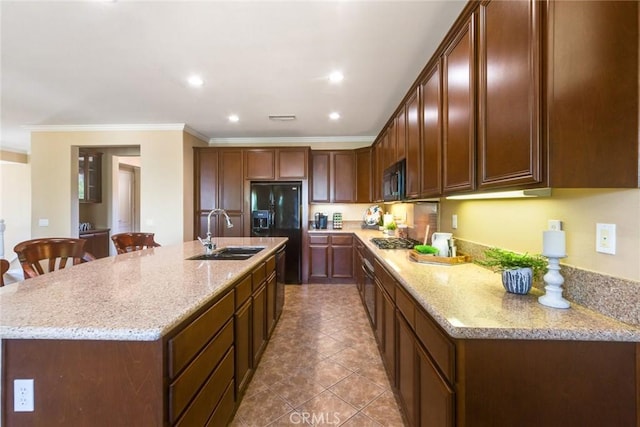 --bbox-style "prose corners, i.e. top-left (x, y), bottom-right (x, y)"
top-left (14, 238), bottom-right (96, 279)
top-left (111, 232), bottom-right (160, 254)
